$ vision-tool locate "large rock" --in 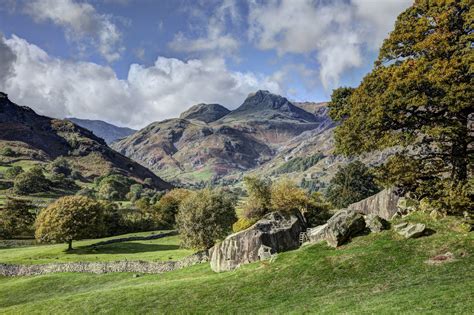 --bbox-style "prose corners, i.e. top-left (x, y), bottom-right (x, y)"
top-left (364, 214), bottom-right (389, 233)
top-left (209, 212), bottom-right (305, 272)
top-left (307, 209), bottom-right (366, 248)
top-left (347, 188), bottom-right (400, 220)
top-left (394, 222), bottom-right (427, 239)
